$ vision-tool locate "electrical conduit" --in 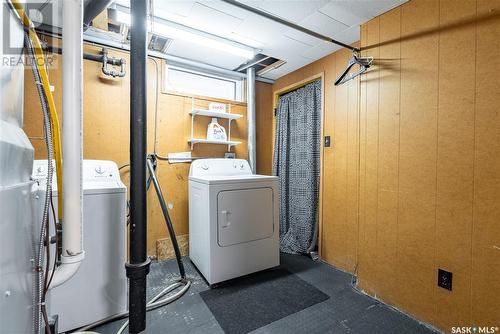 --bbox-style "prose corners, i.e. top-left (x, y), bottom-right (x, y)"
top-left (10, 0), bottom-right (63, 222)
